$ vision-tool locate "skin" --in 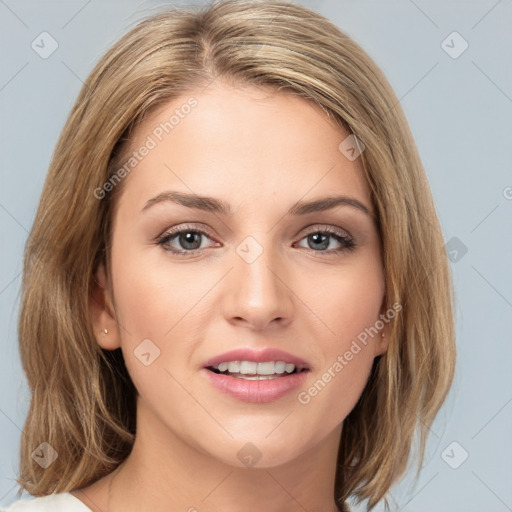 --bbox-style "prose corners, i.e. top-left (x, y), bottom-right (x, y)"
top-left (75, 81), bottom-right (389, 512)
